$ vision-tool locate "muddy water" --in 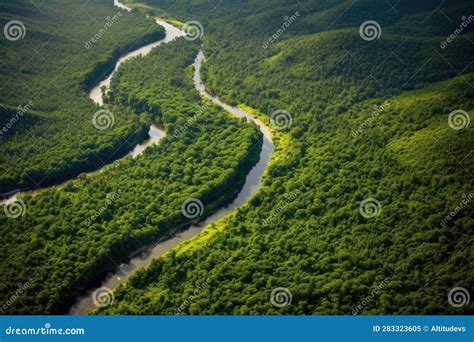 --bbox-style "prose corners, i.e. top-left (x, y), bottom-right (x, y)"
top-left (69, 0), bottom-right (274, 315)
